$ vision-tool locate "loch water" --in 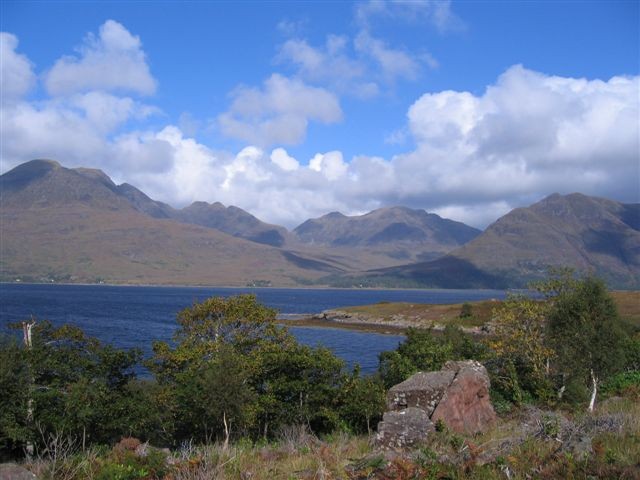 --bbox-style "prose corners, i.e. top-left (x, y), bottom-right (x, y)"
top-left (0, 284), bottom-right (507, 374)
